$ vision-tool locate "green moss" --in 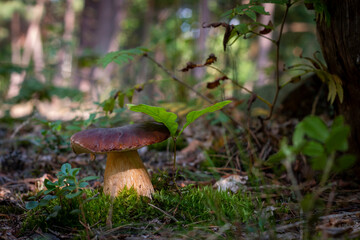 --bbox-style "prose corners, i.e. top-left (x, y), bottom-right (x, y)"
top-left (23, 186), bottom-right (255, 237)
